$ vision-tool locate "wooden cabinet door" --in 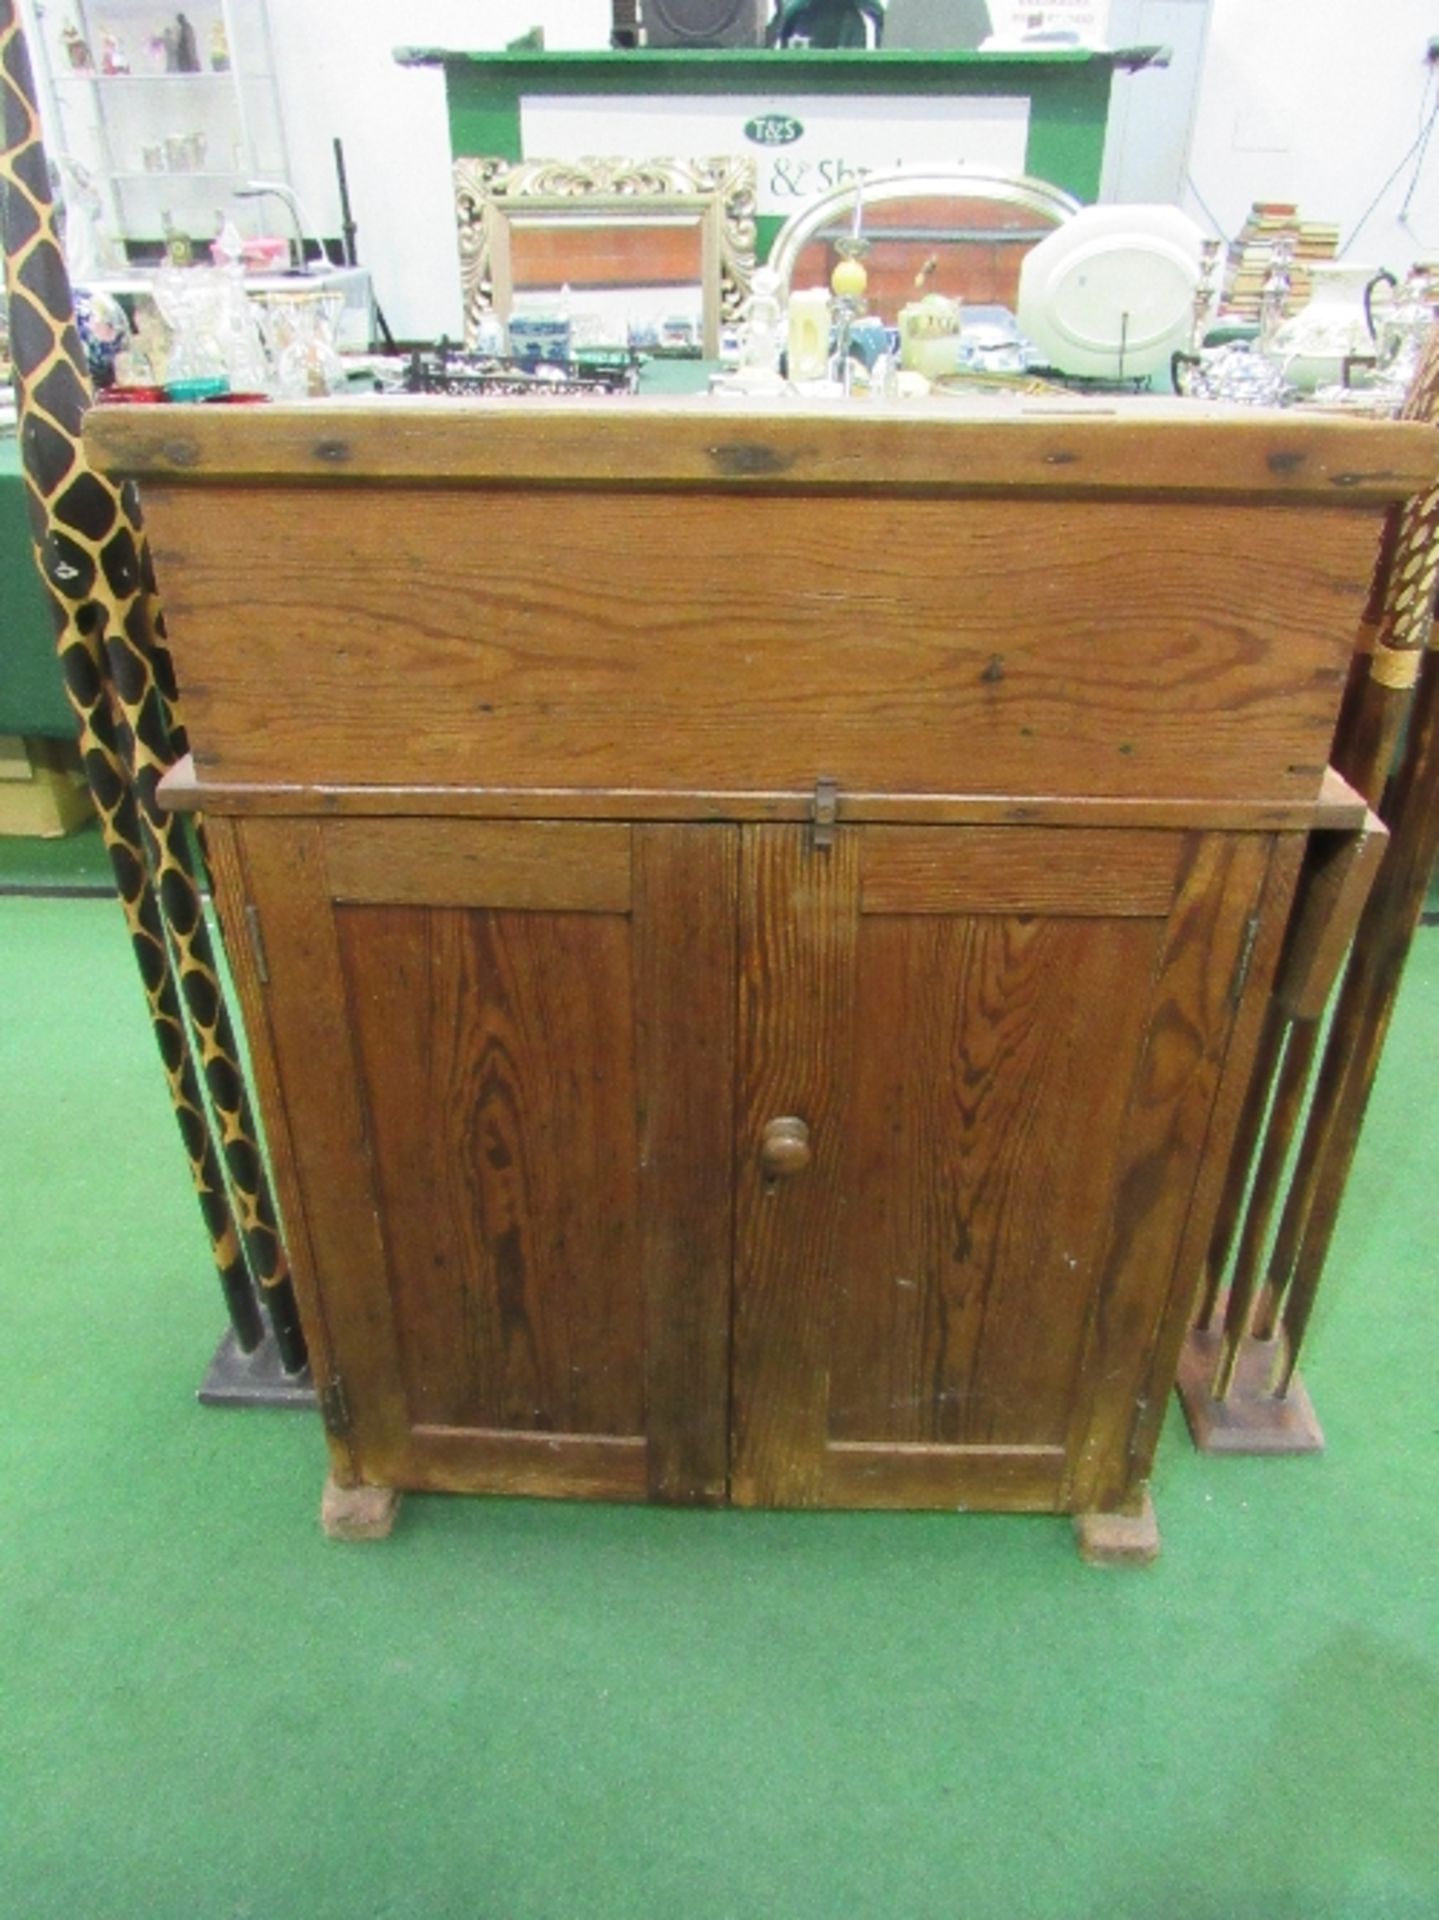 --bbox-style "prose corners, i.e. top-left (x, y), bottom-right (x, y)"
top-left (731, 824), bottom-right (1277, 1514)
top-left (235, 818), bottom-right (737, 1504)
